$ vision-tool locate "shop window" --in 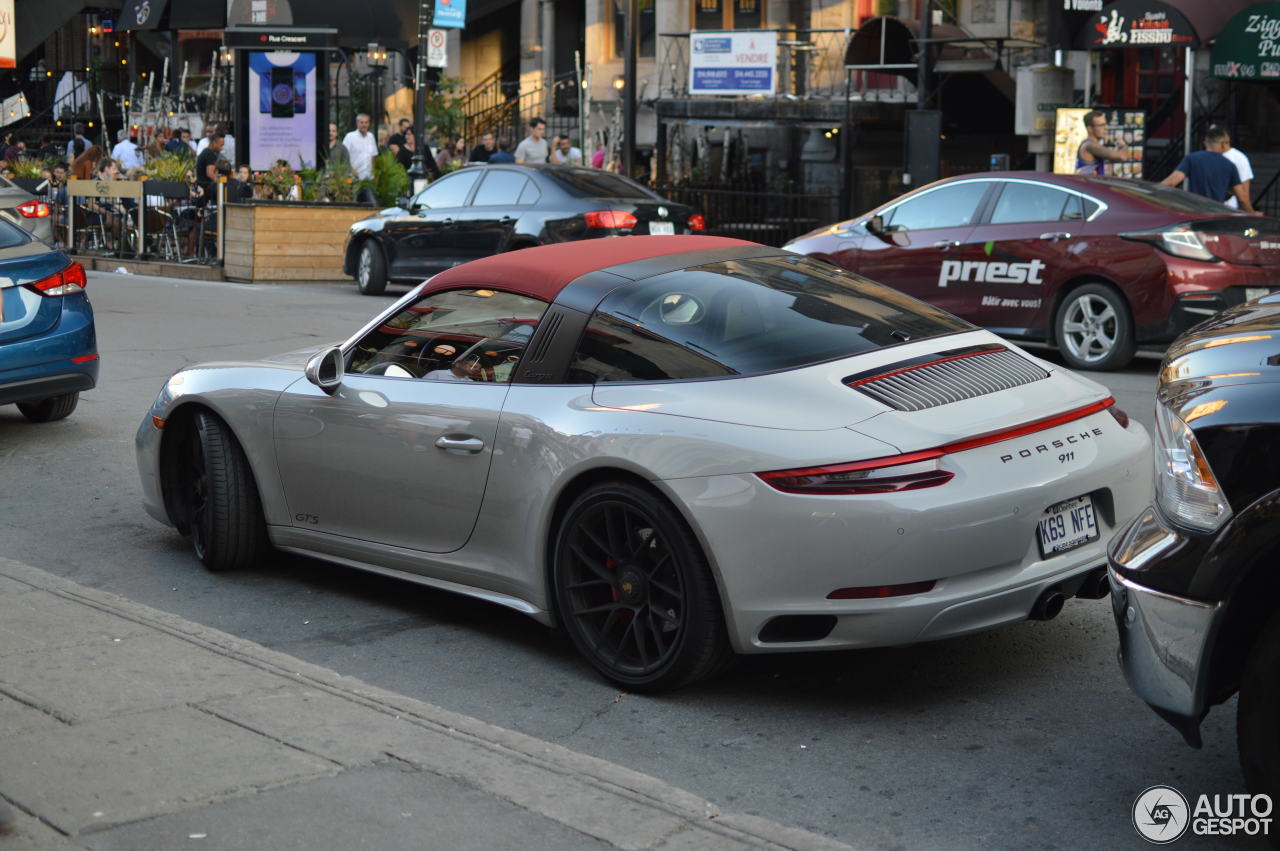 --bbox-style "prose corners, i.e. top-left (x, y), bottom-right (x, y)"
top-left (693, 0), bottom-right (765, 30)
